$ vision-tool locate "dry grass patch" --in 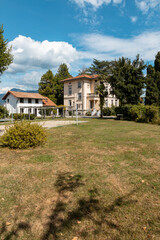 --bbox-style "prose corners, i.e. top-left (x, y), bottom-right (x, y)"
top-left (0, 119), bottom-right (160, 240)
